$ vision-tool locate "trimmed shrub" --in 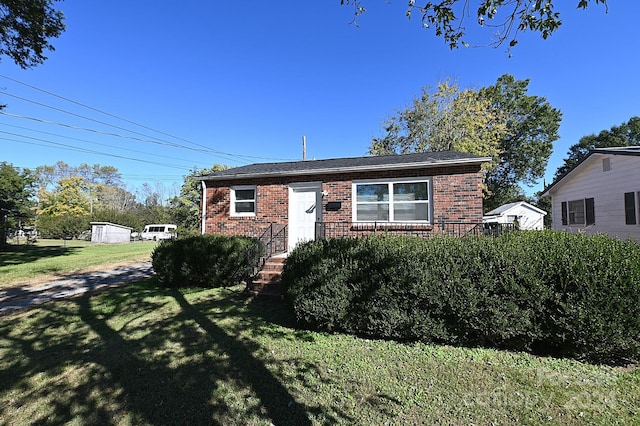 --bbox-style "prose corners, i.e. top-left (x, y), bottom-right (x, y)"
top-left (282, 231), bottom-right (640, 364)
top-left (151, 234), bottom-right (256, 288)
